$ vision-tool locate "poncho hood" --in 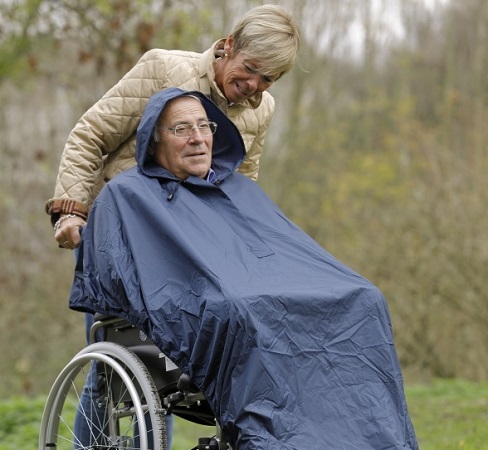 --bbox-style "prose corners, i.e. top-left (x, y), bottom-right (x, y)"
top-left (136, 87), bottom-right (245, 182)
